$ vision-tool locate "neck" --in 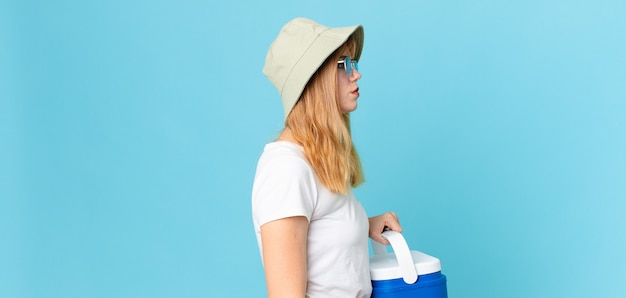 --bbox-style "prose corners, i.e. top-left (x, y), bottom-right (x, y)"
top-left (276, 127), bottom-right (299, 144)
